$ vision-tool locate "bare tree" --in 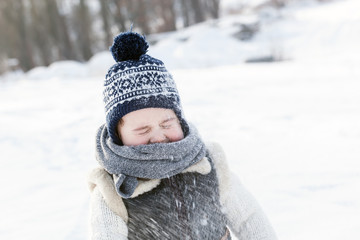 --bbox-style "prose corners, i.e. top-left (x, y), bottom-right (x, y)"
top-left (135, 0), bottom-right (151, 34)
top-left (111, 0), bottom-right (127, 32)
top-left (179, 0), bottom-right (191, 27)
top-left (72, 0), bottom-right (93, 61)
top-left (99, 0), bottom-right (113, 48)
top-left (3, 0), bottom-right (36, 71)
top-left (57, 0), bottom-right (77, 60)
top-left (155, 0), bottom-right (176, 32)
top-left (29, 0), bottom-right (52, 66)
top-left (0, 1), bottom-right (17, 61)
top-left (190, 0), bottom-right (205, 24)
top-left (205, 0), bottom-right (220, 19)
